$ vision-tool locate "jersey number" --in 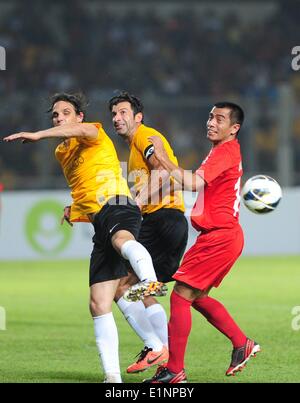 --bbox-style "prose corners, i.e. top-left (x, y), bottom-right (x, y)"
top-left (233, 177), bottom-right (241, 217)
